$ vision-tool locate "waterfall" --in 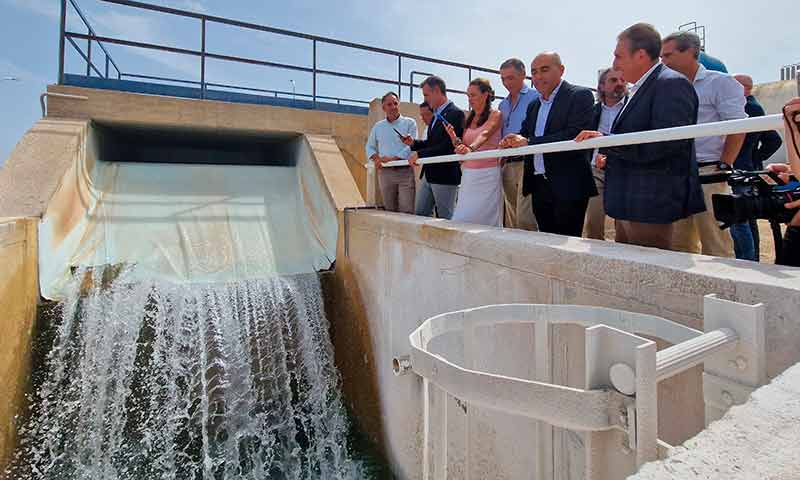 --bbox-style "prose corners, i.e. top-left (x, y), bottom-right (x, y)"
top-left (8, 268), bottom-right (364, 479)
